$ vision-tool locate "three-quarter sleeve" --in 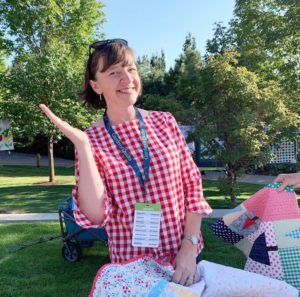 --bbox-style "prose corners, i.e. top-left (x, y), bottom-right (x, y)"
top-left (71, 149), bottom-right (112, 228)
top-left (165, 112), bottom-right (212, 216)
